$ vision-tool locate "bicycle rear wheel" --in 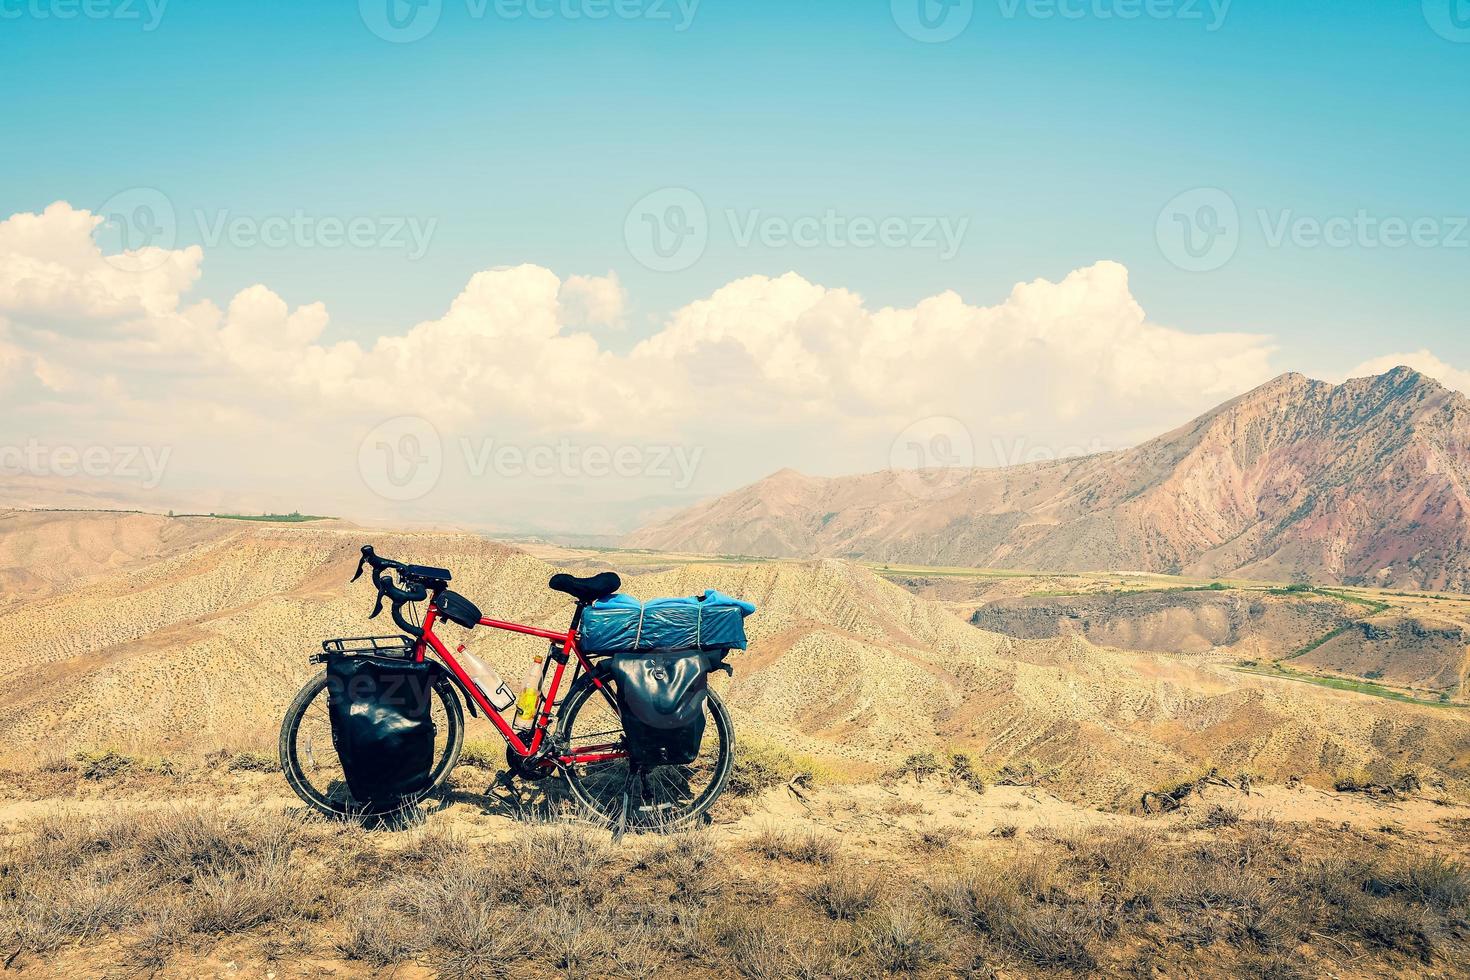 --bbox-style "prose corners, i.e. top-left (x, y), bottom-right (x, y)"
top-left (557, 665), bottom-right (735, 831)
top-left (278, 670), bottom-right (464, 817)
